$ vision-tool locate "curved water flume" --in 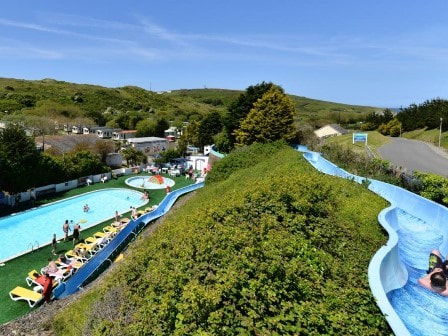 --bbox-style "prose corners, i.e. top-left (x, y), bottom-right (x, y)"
top-left (296, 145), bottom-right (448, 336)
